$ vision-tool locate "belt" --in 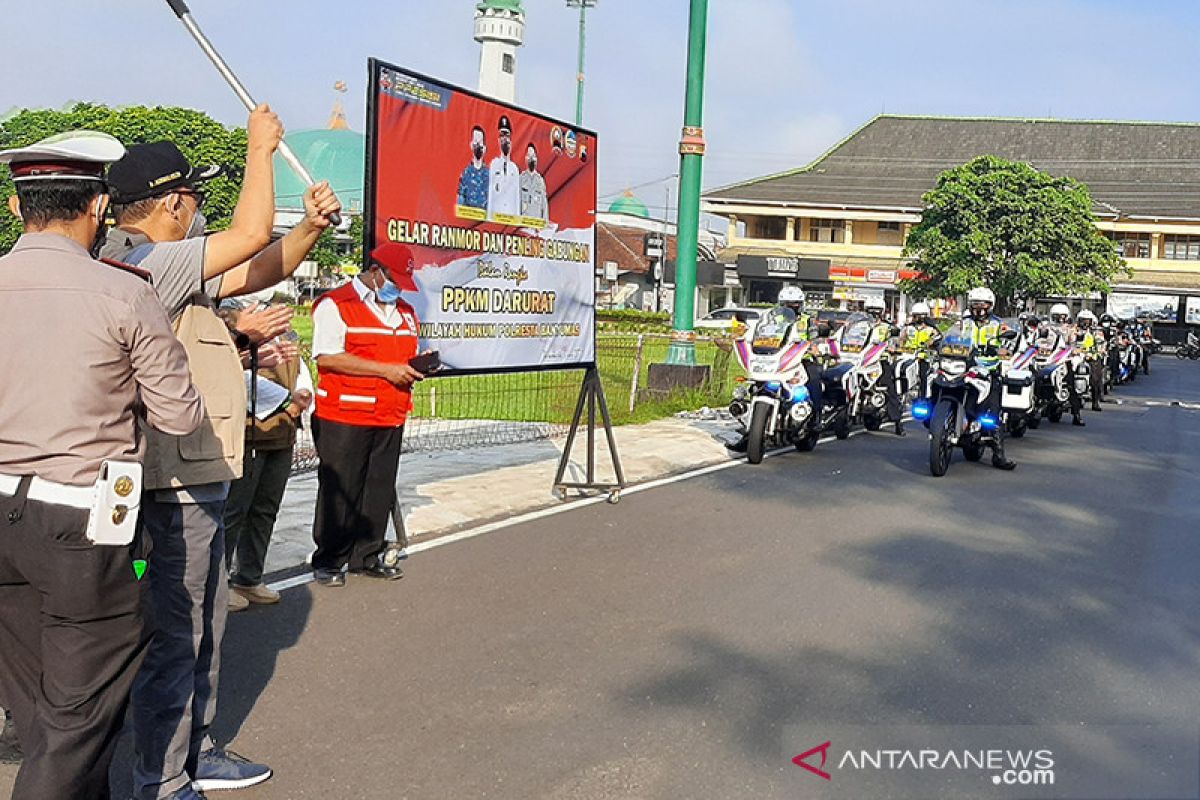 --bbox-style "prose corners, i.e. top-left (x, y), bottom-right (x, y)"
top-left (0, 473), bottom-right (94, 510)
